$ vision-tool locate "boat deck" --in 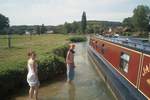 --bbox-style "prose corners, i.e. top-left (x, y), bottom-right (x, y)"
top-left (95, 35), bottom-right (150, 54)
